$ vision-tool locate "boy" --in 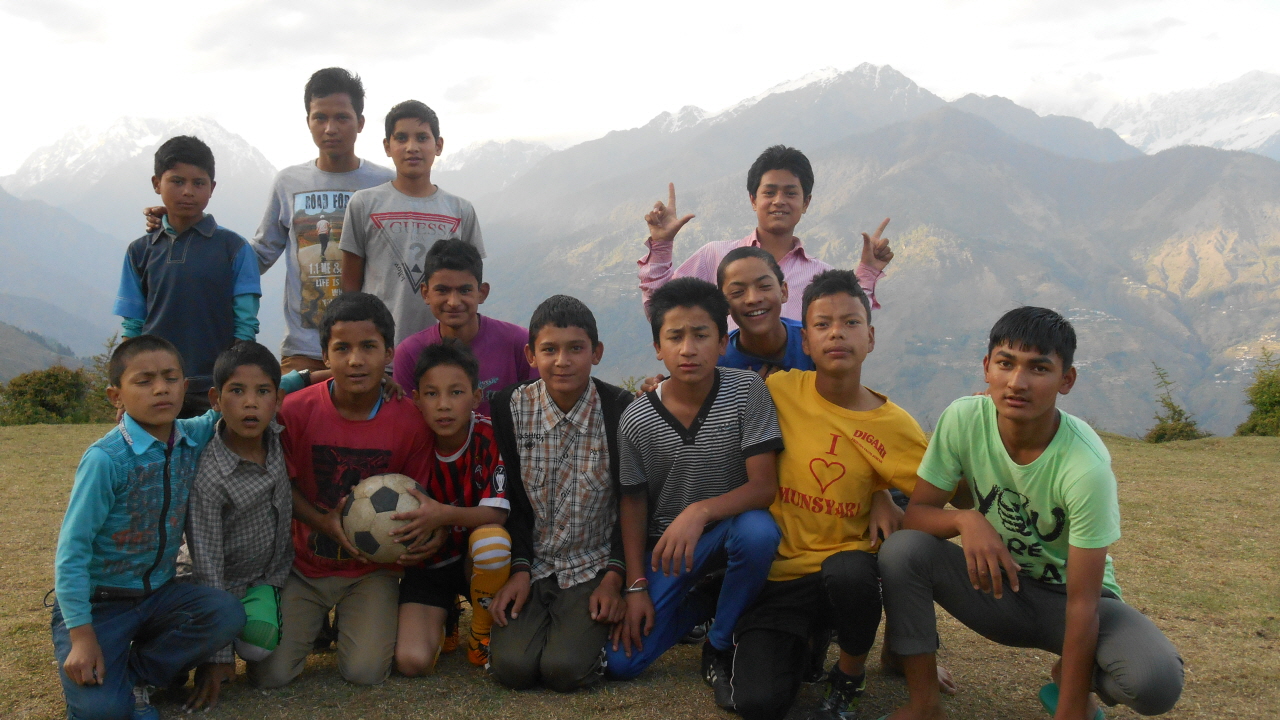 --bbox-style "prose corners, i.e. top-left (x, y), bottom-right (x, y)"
top-left (115, 136), bottom-right (261, 417)
top-left (716, 247), bottom-right (813, 374)
top-left (487, 295), bottom-right (632, 692)
top-left (730, 270), bottom-right (926, 719)
top-left (52, 335), bottom-right (245, 720)
top-left (247, 292), bottom-right (438, 689)
top-left (878, 307), bottom-right (1184, 720)
top-left (637, 145), bottom-right (892, 326)
top-left (391, 339), bottom-right (511, 674)
top-left (185, 341), bottom-right (295, 712)
top-left (391, 239), bottom-right (537, 415)
top-left (341, 100), bottom-right (485, 344)
top-left (607, 278), bottom-right (783, 703)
